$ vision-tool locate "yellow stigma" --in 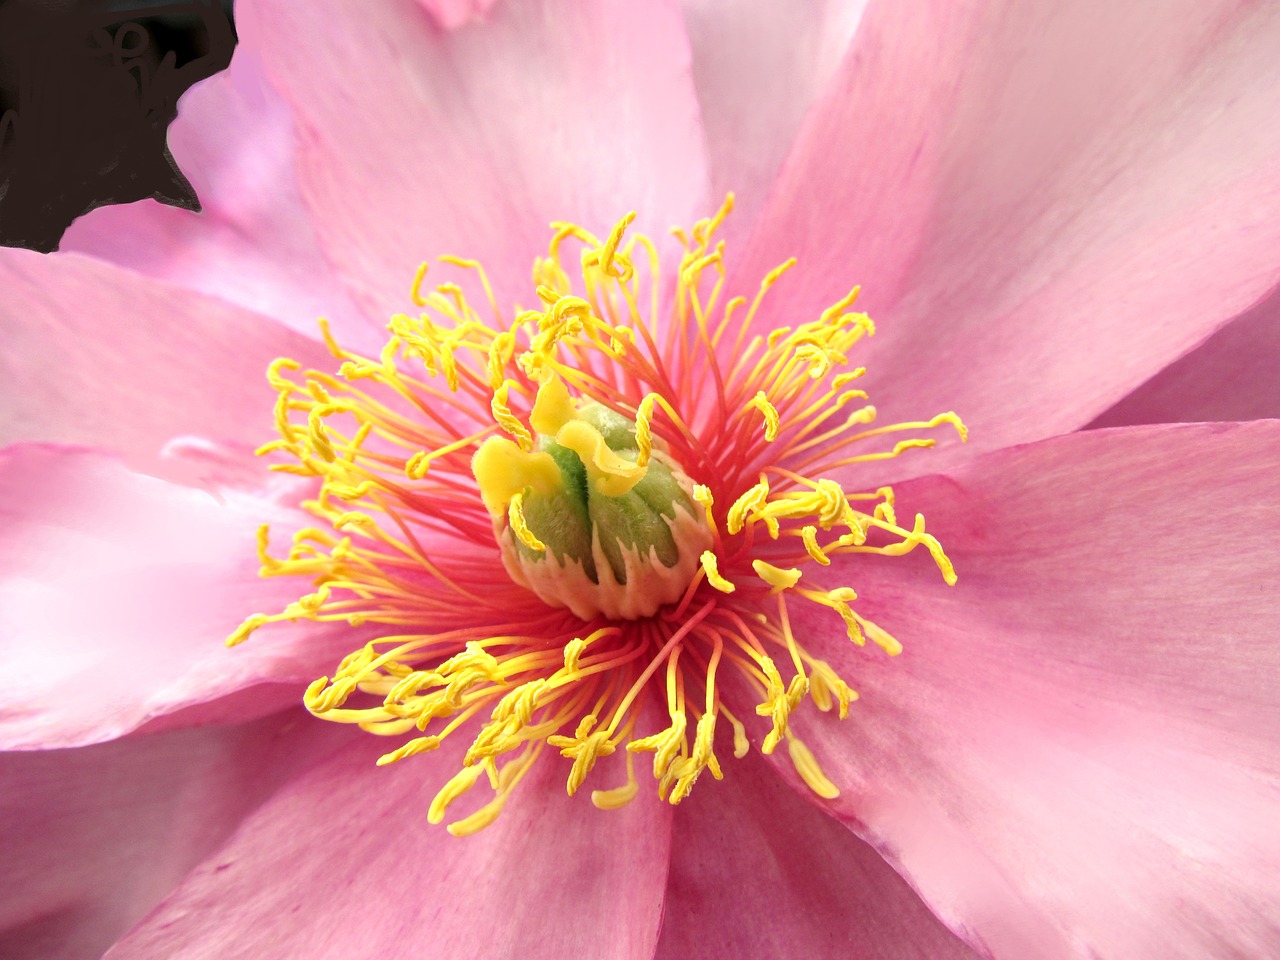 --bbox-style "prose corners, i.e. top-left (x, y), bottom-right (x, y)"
top-left (228, 196), bottom-right (965, 833)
